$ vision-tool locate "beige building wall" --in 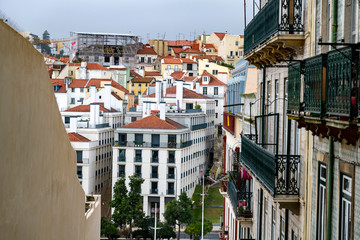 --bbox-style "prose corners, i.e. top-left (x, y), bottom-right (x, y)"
top-left (198, 59), bottom-right (231, 78)
top-left (0, 21), bottom-right (96, 240)
top-left (149, 40), bottom-right (168, 56)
